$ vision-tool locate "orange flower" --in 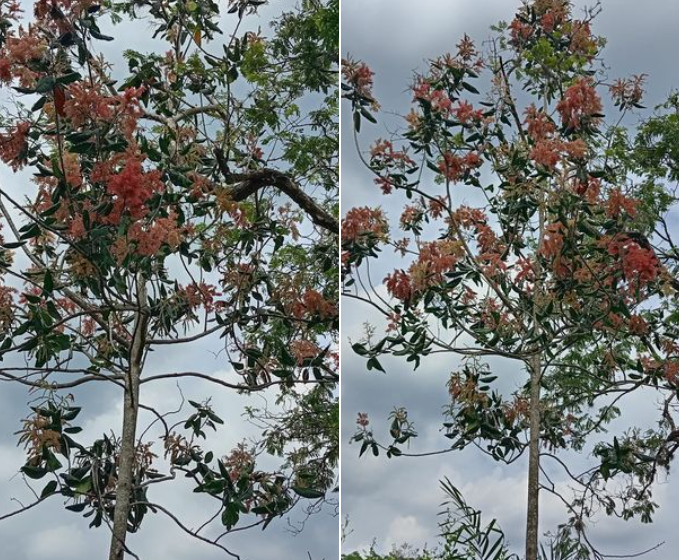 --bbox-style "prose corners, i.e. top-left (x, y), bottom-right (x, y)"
top-left (342, 207), bottom-right (389, 243)
top-left (557, 78), bottom-right (603, 130)
top-left (385, 269), bottom-right (413, 301)
top-left (0, 121), bottom-right (30, 170)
